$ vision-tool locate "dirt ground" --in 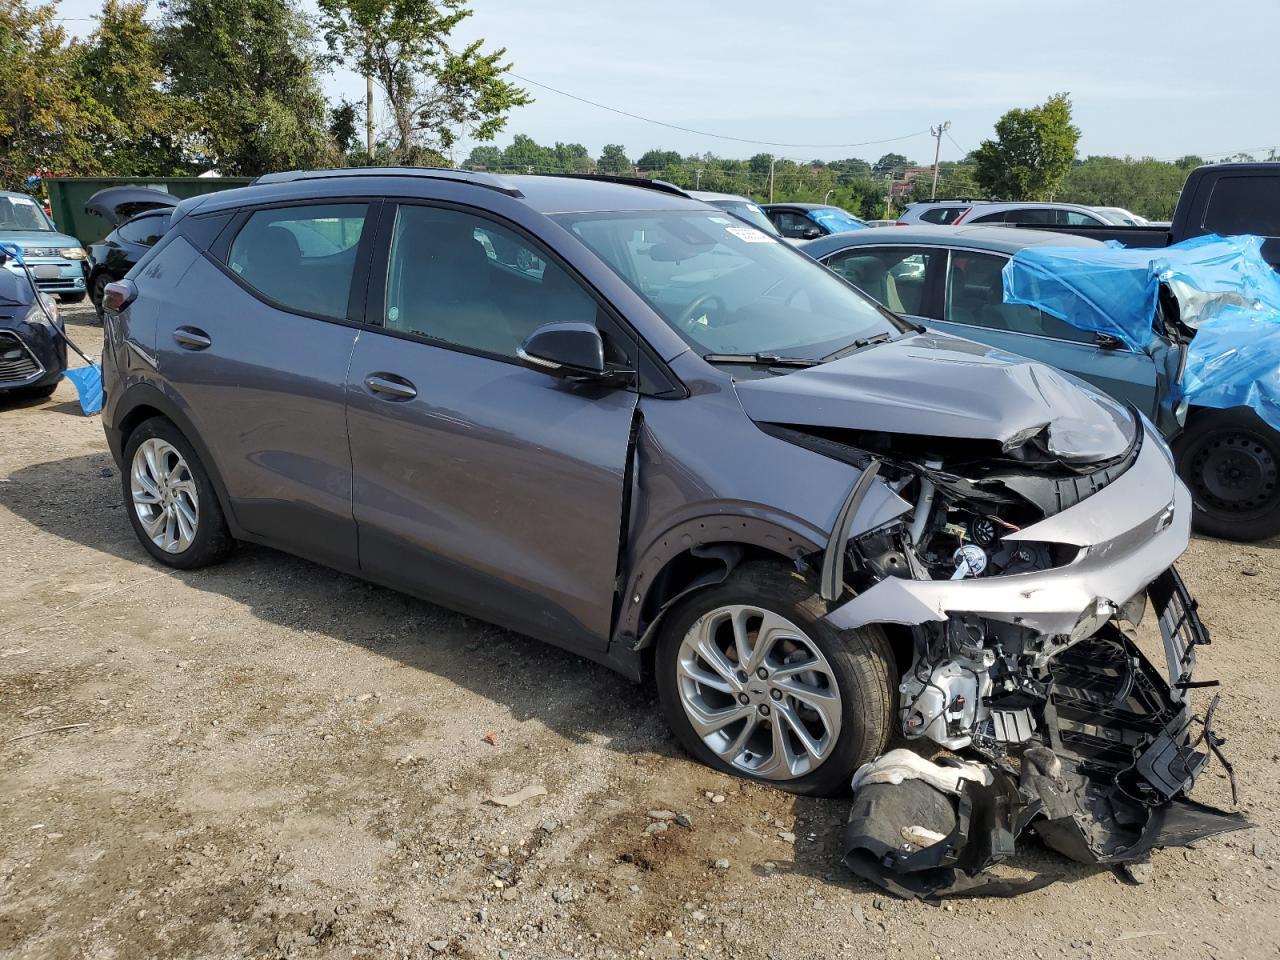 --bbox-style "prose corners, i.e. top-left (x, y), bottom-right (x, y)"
top-left (1, 305), bottom-right (1278, 960)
